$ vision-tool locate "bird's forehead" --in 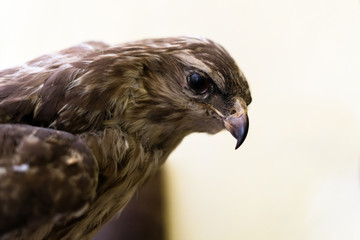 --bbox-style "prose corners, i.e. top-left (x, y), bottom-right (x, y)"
top-left (171, 40), bottom-right (250, 100)
top-left (120, 37), bottom-right (251, 104)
